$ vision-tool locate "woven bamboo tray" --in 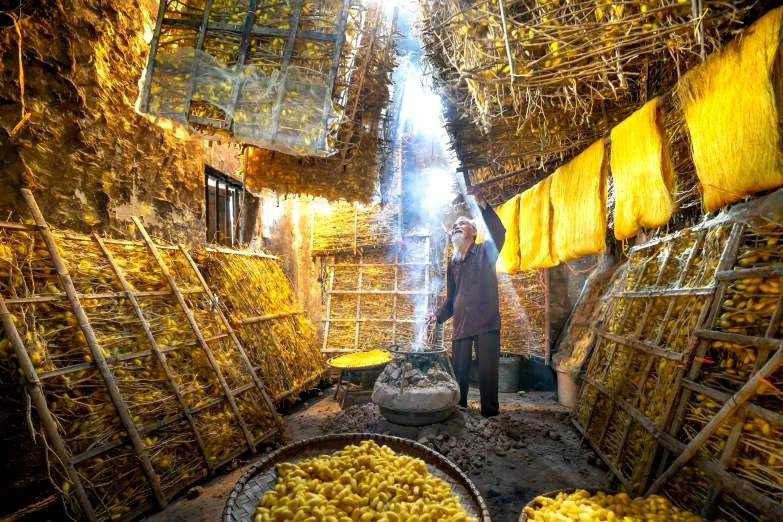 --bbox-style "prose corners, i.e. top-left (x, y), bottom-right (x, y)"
top-left (224, 433), bottom-right (492, 522)
top-left (518, 489), bottom-right (618, 522)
